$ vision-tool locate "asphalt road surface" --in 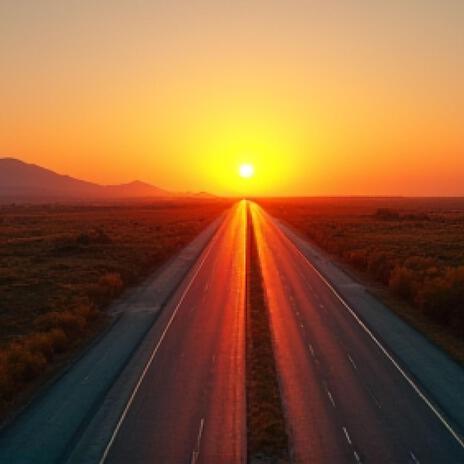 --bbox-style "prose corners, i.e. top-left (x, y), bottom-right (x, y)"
top-left (101, 201), bottom-right (247, 463)
top-left (250, 202), bottom-right (464, 463)
top-left (1, 200), bottom-right (464, 464)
